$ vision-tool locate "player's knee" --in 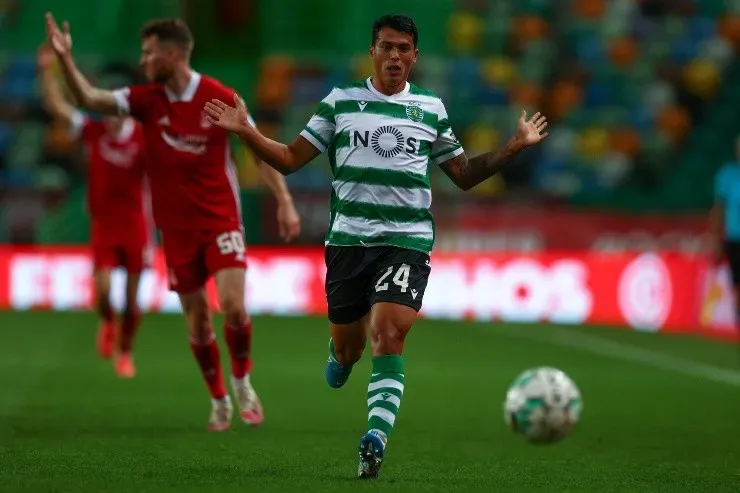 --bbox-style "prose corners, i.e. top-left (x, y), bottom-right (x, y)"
top-left (370, 310), bottom-right (411, 355)
top-left (372, 326), bottom-right (405, 355)
top-left (183, 299), bottom-right (213, 344)
top-left (220, 294), bottom-right (247, 326)
top-left (334, 341), bottom-right (364, 366)
top-left (188, 310), bottom-right (213, 345)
